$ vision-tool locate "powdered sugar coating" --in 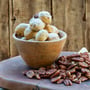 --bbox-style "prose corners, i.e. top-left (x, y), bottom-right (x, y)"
top-left (48, 33), bottom-right (60, 41)
top-left (44, 25), bottom-right (59, 33)
top-left (38, 11), bottom-right (52, 24)
top-left (51, 25), bottom-right (59, 33)
top-left (29, 18), bottom-right (45, 31)
top-left (24, 26), bottom-right (31, 36)
top-left (15, 23), bottom-right (29, 37)
top-left (35, 29), bottom-right (48, 41)
top-left (15, 23), bottom-right (29, 32)
top-left (24, 26), bottom-right (37, 40)
top-left (38, 11), bottom-right (51, 18)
